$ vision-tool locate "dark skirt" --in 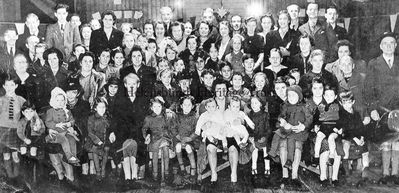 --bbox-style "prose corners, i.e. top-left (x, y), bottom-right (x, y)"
top-left (0, 127), bottom-right (21, 152)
